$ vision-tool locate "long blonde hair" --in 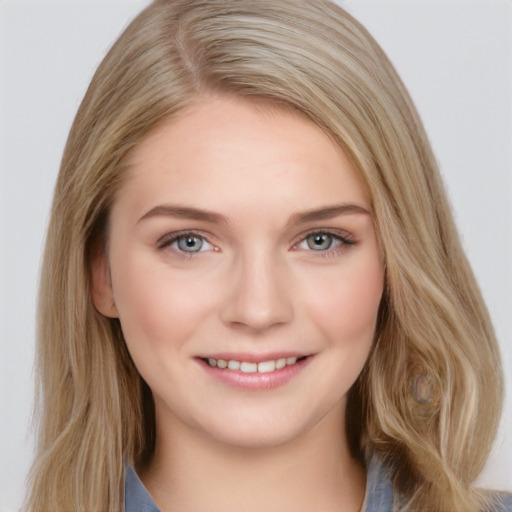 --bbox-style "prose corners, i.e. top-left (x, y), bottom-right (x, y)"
top-left (27, 1), bottom-right (504, 511)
